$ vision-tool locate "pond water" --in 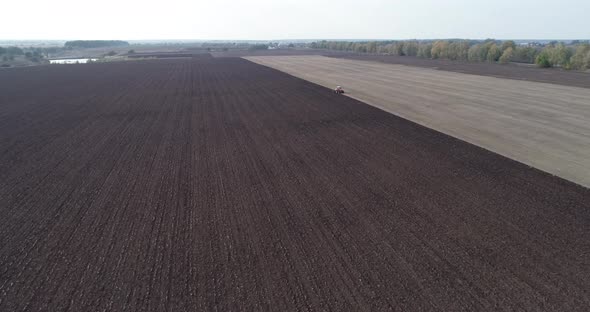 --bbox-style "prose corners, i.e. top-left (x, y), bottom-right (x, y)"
top-left (49, 58), bottom-right (97, 64)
